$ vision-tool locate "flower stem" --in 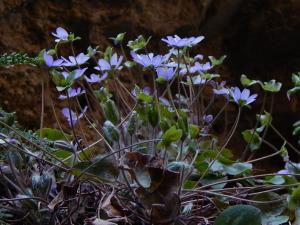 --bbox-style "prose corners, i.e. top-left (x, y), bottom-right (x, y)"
top-left (194, 107), bottom-right (241, 187)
